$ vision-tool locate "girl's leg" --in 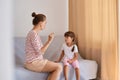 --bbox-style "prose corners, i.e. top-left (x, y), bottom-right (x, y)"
top-left (72, 60), bottom-right (80, 80)
top-left (64, 65), bottom-right (69, 80)
top-left (75, 68), bottom-right (80, 80)
top-left (41, 61), bottom-right (62, 80)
